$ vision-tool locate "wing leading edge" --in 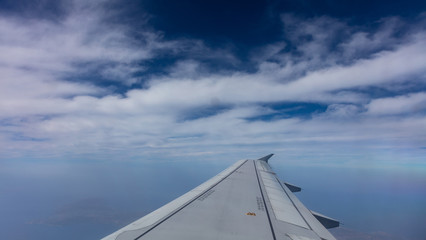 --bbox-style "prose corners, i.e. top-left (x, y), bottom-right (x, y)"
top-left (102, 155), bottom-right (339, 240)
